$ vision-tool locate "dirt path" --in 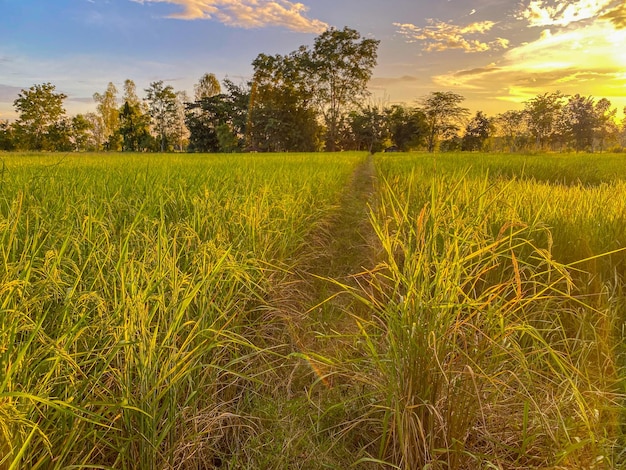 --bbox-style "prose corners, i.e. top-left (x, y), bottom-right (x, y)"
top-left (313, 153), bottom-right (378, 280)
top-left (242, 155), bottom-right (380, 467)
top-left (270, 153), bottom-right (379, 389)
